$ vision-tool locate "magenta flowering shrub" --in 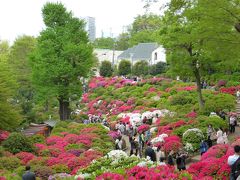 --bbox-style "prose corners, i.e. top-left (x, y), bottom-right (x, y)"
top-left (137, 124), bottom-right (150, 133)
top-left (163, 140), bottom-right (182, 153)
top-left (126, 165), bottom-right (180, 179)
top-left (0, 130), bottom-right (9, 143)
top-left (96, 172), bottom-right (124, 180)
top-left (15, 152), bottom-right (35, 165)
top-left (201, 144), bottom-right (229, 160)
top-left (186, 112), bottom-right (197, 119)
top-left (108, 131), bottom-right (121, 140)
top-left (220, 85), bottom-right (240, 95)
